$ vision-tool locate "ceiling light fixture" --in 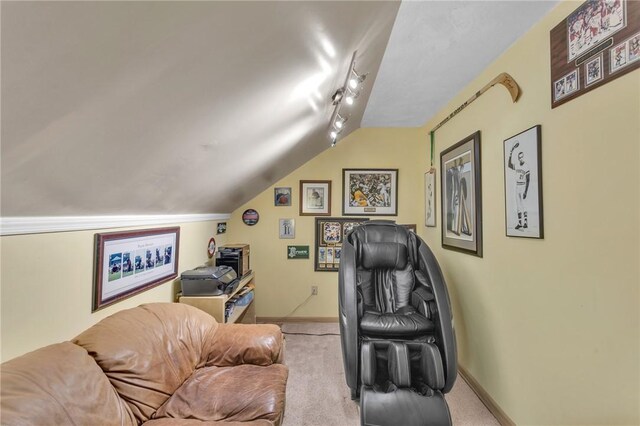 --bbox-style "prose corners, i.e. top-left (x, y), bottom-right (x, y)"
top-left (348, 69), bottom-right (367, 90)
top-left (334, 114), bottom-right (347, 129)
top-left (328, 51), bottom-right (367, 147)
